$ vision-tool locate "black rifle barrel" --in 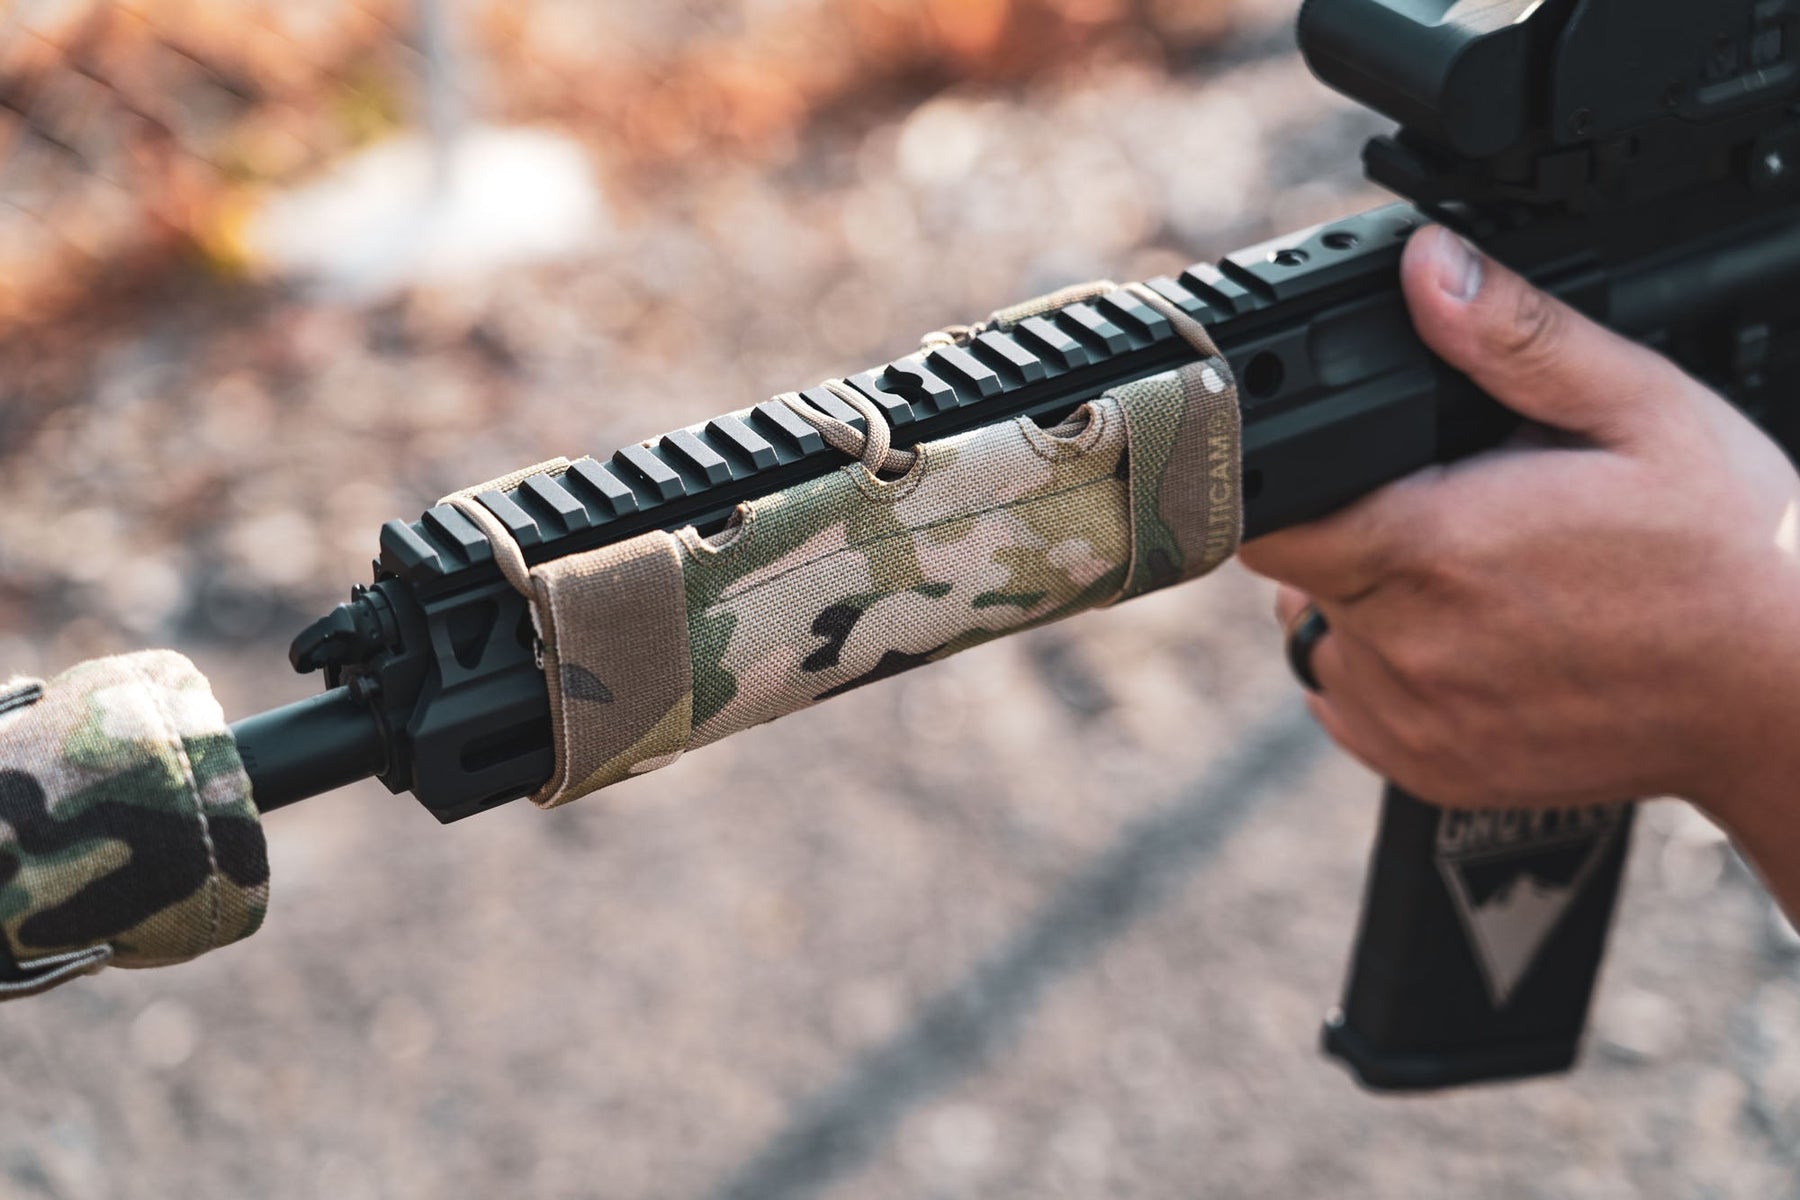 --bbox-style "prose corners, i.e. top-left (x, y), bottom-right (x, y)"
top-left (234, 688), bottom-right (387, 812)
